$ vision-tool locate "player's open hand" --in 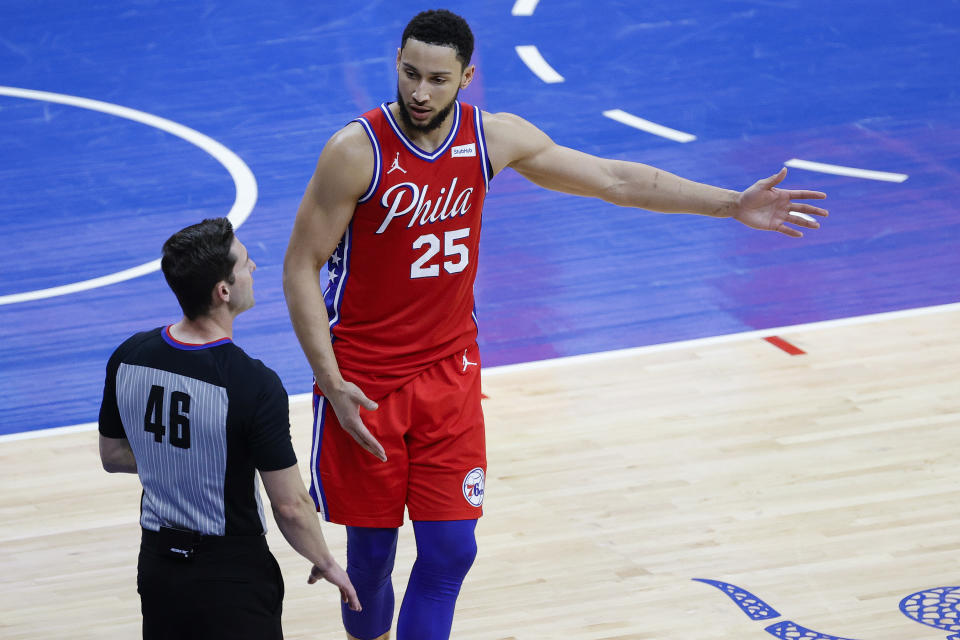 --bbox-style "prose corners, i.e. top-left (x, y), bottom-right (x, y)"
top-left (328, 382), bottom-right (387, 462)
top-left (733, 168), bottom-right (828, 237)
top-left (308, 557), bottom-right (362, 612)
